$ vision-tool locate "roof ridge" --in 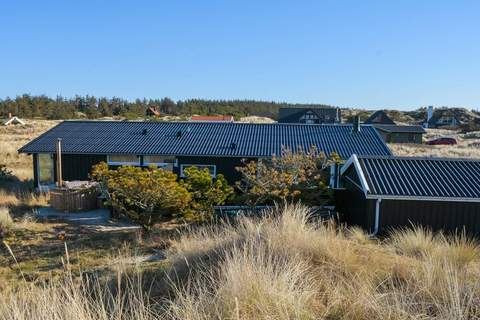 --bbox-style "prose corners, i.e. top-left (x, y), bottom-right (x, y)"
top-left (61, 120), bottom-right (372, 127)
